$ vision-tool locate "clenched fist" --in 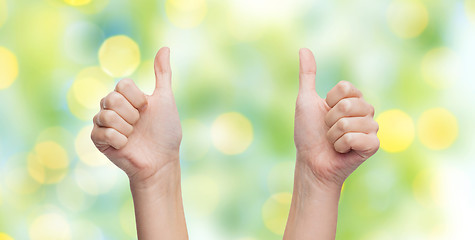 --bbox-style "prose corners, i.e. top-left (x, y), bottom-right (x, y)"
top-left (91, 47), bottom-right (182, 185)
top-left (294, 48), bottom-right (380, 188)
